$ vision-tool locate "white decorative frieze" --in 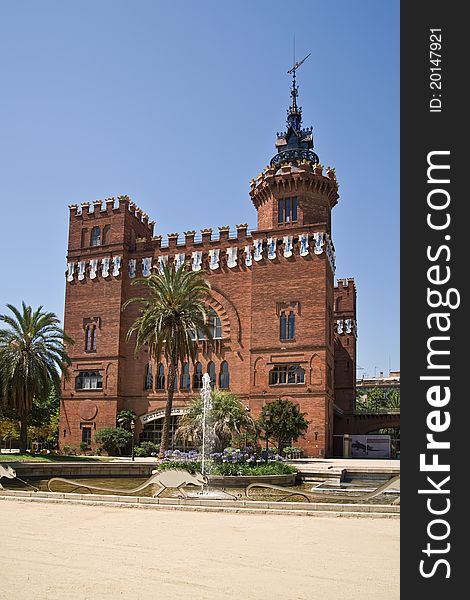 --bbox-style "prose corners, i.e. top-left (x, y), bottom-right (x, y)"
top-left (192, 251), bottom-right (202, 272)
top-left (67, 262), bottom-right (75, 282)
top-left (128, 259), bottom-right (136, 279)
top-left (337, 319), bottom-right (344, 335)
top-left (90, 259), bottom-right (98, 280)
top-left (244, 245), bottom-right (253, 267)
top-left (267, 237), bottom-right (277, 260)
top-left (253, 239), bottom-right (263, 261)
top-left (283, 235), bottom-right (293, 258)
top-left (158, 255), bottom-right (168, 274)
top-left (226, 247), bottom-right (238, 268)
top-left (345, 319), bottom-right (353, 334)
top-left (313, 232), bottom-right (324, 255)
top-left (209, 248), bottom-right (220, 270)
top-left (299, 233), bottom-right (309, 257)
top-left (112, 256), bottom-right (122, 276)
top-left (78, 261), bottom-right (86, 281)
top-left (101, 257), bottom-right (110, 278)
top-left (325, 235), bottom-right (336, 273)
top-left (174, 253), bottom-right (185, 269)
top-left (142, 257), bottom-right (152, 277)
